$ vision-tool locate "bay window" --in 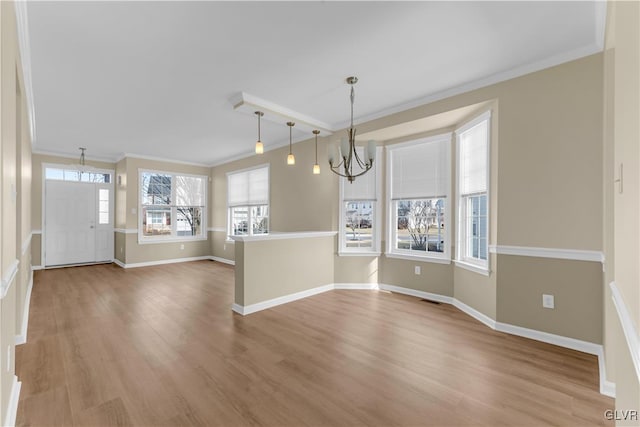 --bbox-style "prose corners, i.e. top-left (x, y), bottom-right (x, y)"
top-left (386, 133), bottom-right (451, 262)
